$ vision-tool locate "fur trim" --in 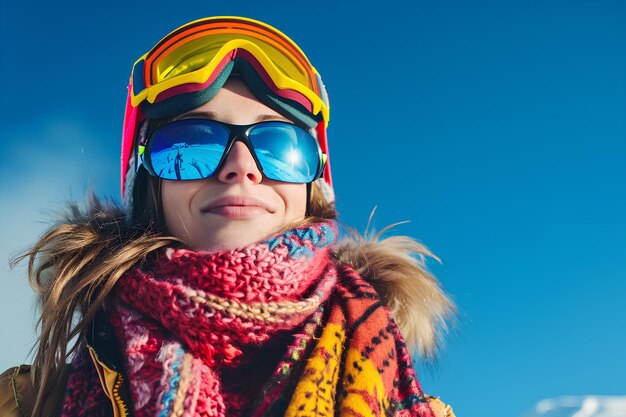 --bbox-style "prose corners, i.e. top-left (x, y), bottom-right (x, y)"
top-left (334, 221), bottom-right (455, 360)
